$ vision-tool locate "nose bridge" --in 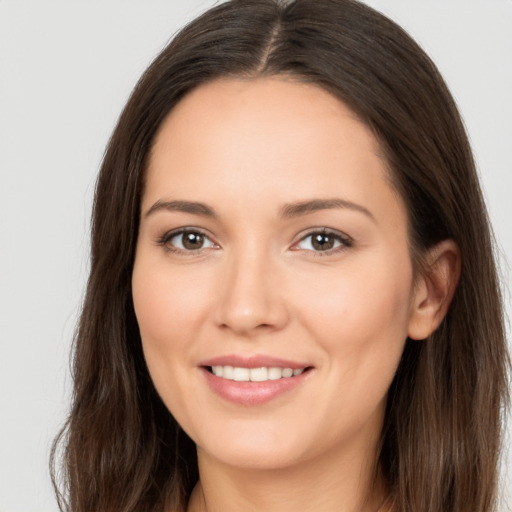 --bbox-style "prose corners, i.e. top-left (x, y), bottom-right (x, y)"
top-left (214, 241), bottom-right (288, 334)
